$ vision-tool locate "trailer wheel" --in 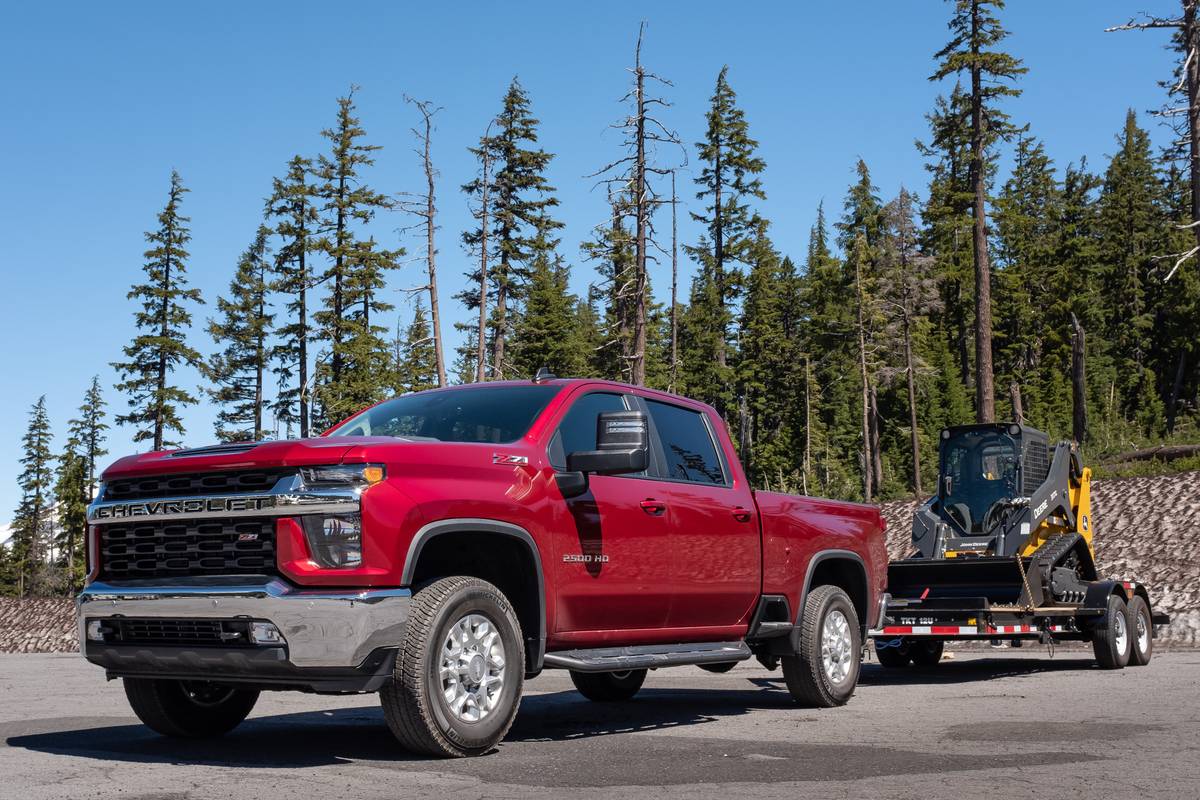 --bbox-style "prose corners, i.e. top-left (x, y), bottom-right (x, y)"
top-left (1127, 595), bottom-right (1153, 667)
top-left (873, 638), bottom-right (911, 668)
top-left (910, 640), bottom-right (944, 667)
top-left (783, 585), bottom-right (861, 707)
top-left (1092, 594), bottom-right (1131, 670)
